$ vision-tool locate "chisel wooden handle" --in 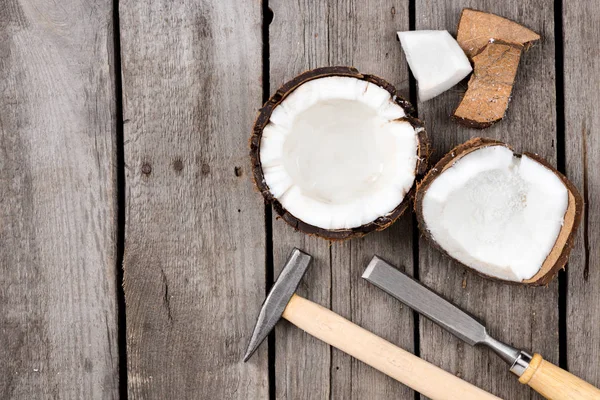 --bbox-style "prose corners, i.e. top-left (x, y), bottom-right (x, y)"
top-left (283, 294), bottom-right (499, 400)
top-left (519, 353), bottom-right (600, 400)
